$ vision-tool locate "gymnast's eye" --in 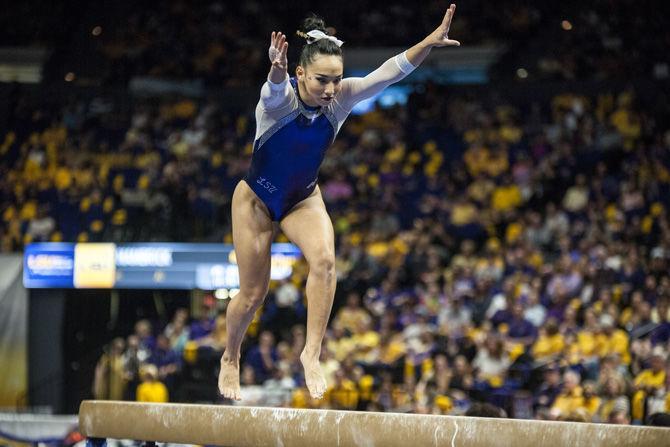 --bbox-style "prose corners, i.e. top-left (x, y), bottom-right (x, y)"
top-left (316, 78), bottom-right (341, 85)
